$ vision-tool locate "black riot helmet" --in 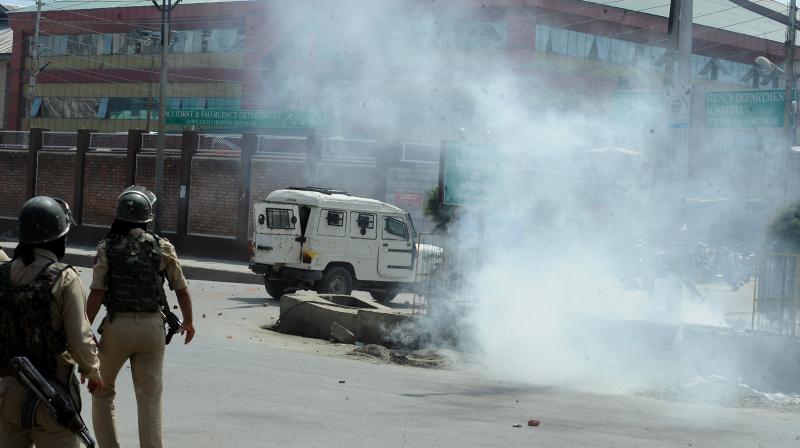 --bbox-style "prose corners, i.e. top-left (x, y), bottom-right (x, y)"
top-left (115, 186), bottom-right (157, 224)
top-left (17, 196), bottom-right (75, 244)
